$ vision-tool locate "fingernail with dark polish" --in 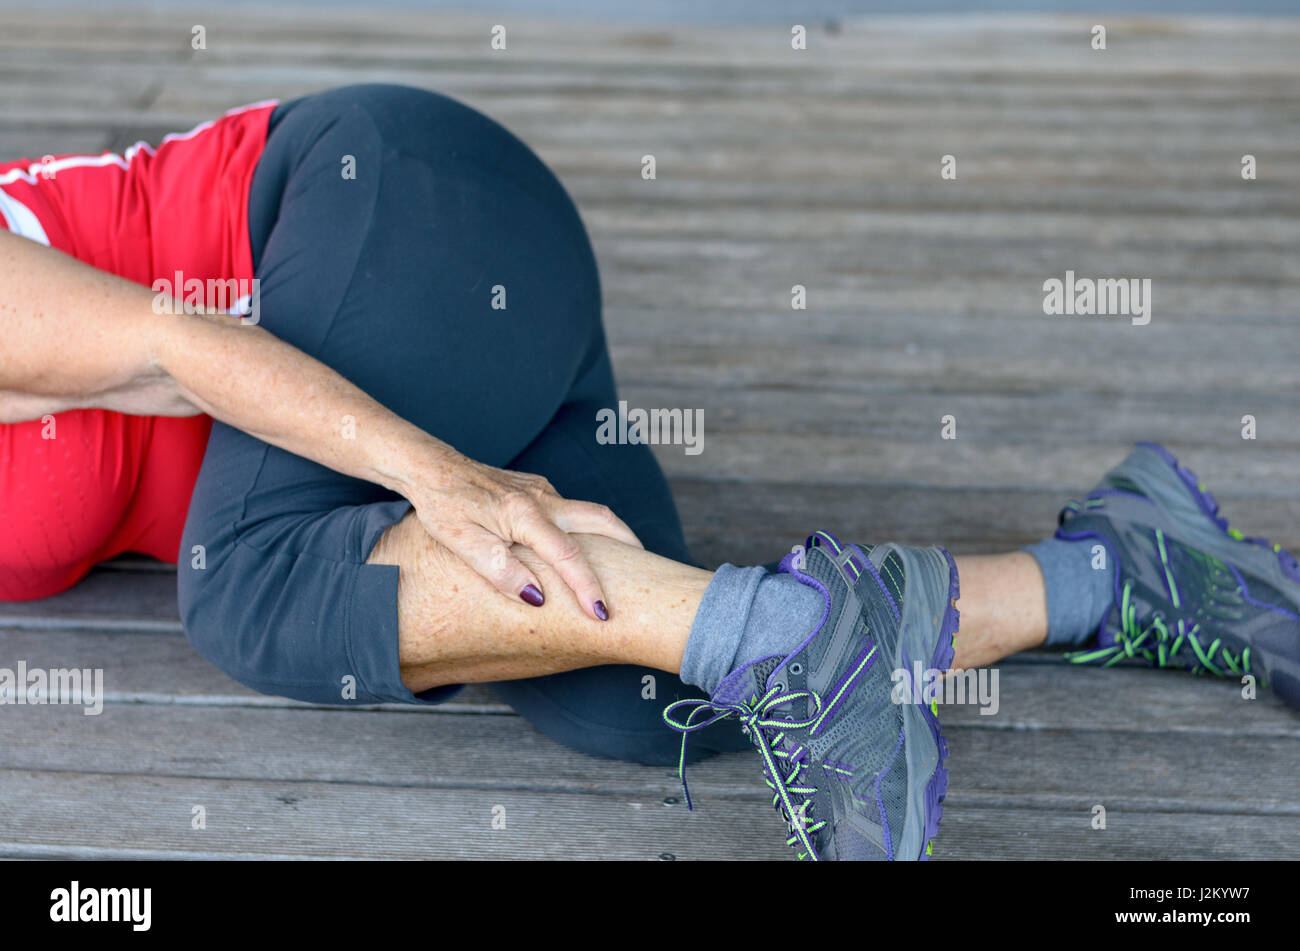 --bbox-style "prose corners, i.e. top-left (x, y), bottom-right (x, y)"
top-left (594, 600), bottom-right (609, 621)
top-left (521, 584), bottom-right (544, 607)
